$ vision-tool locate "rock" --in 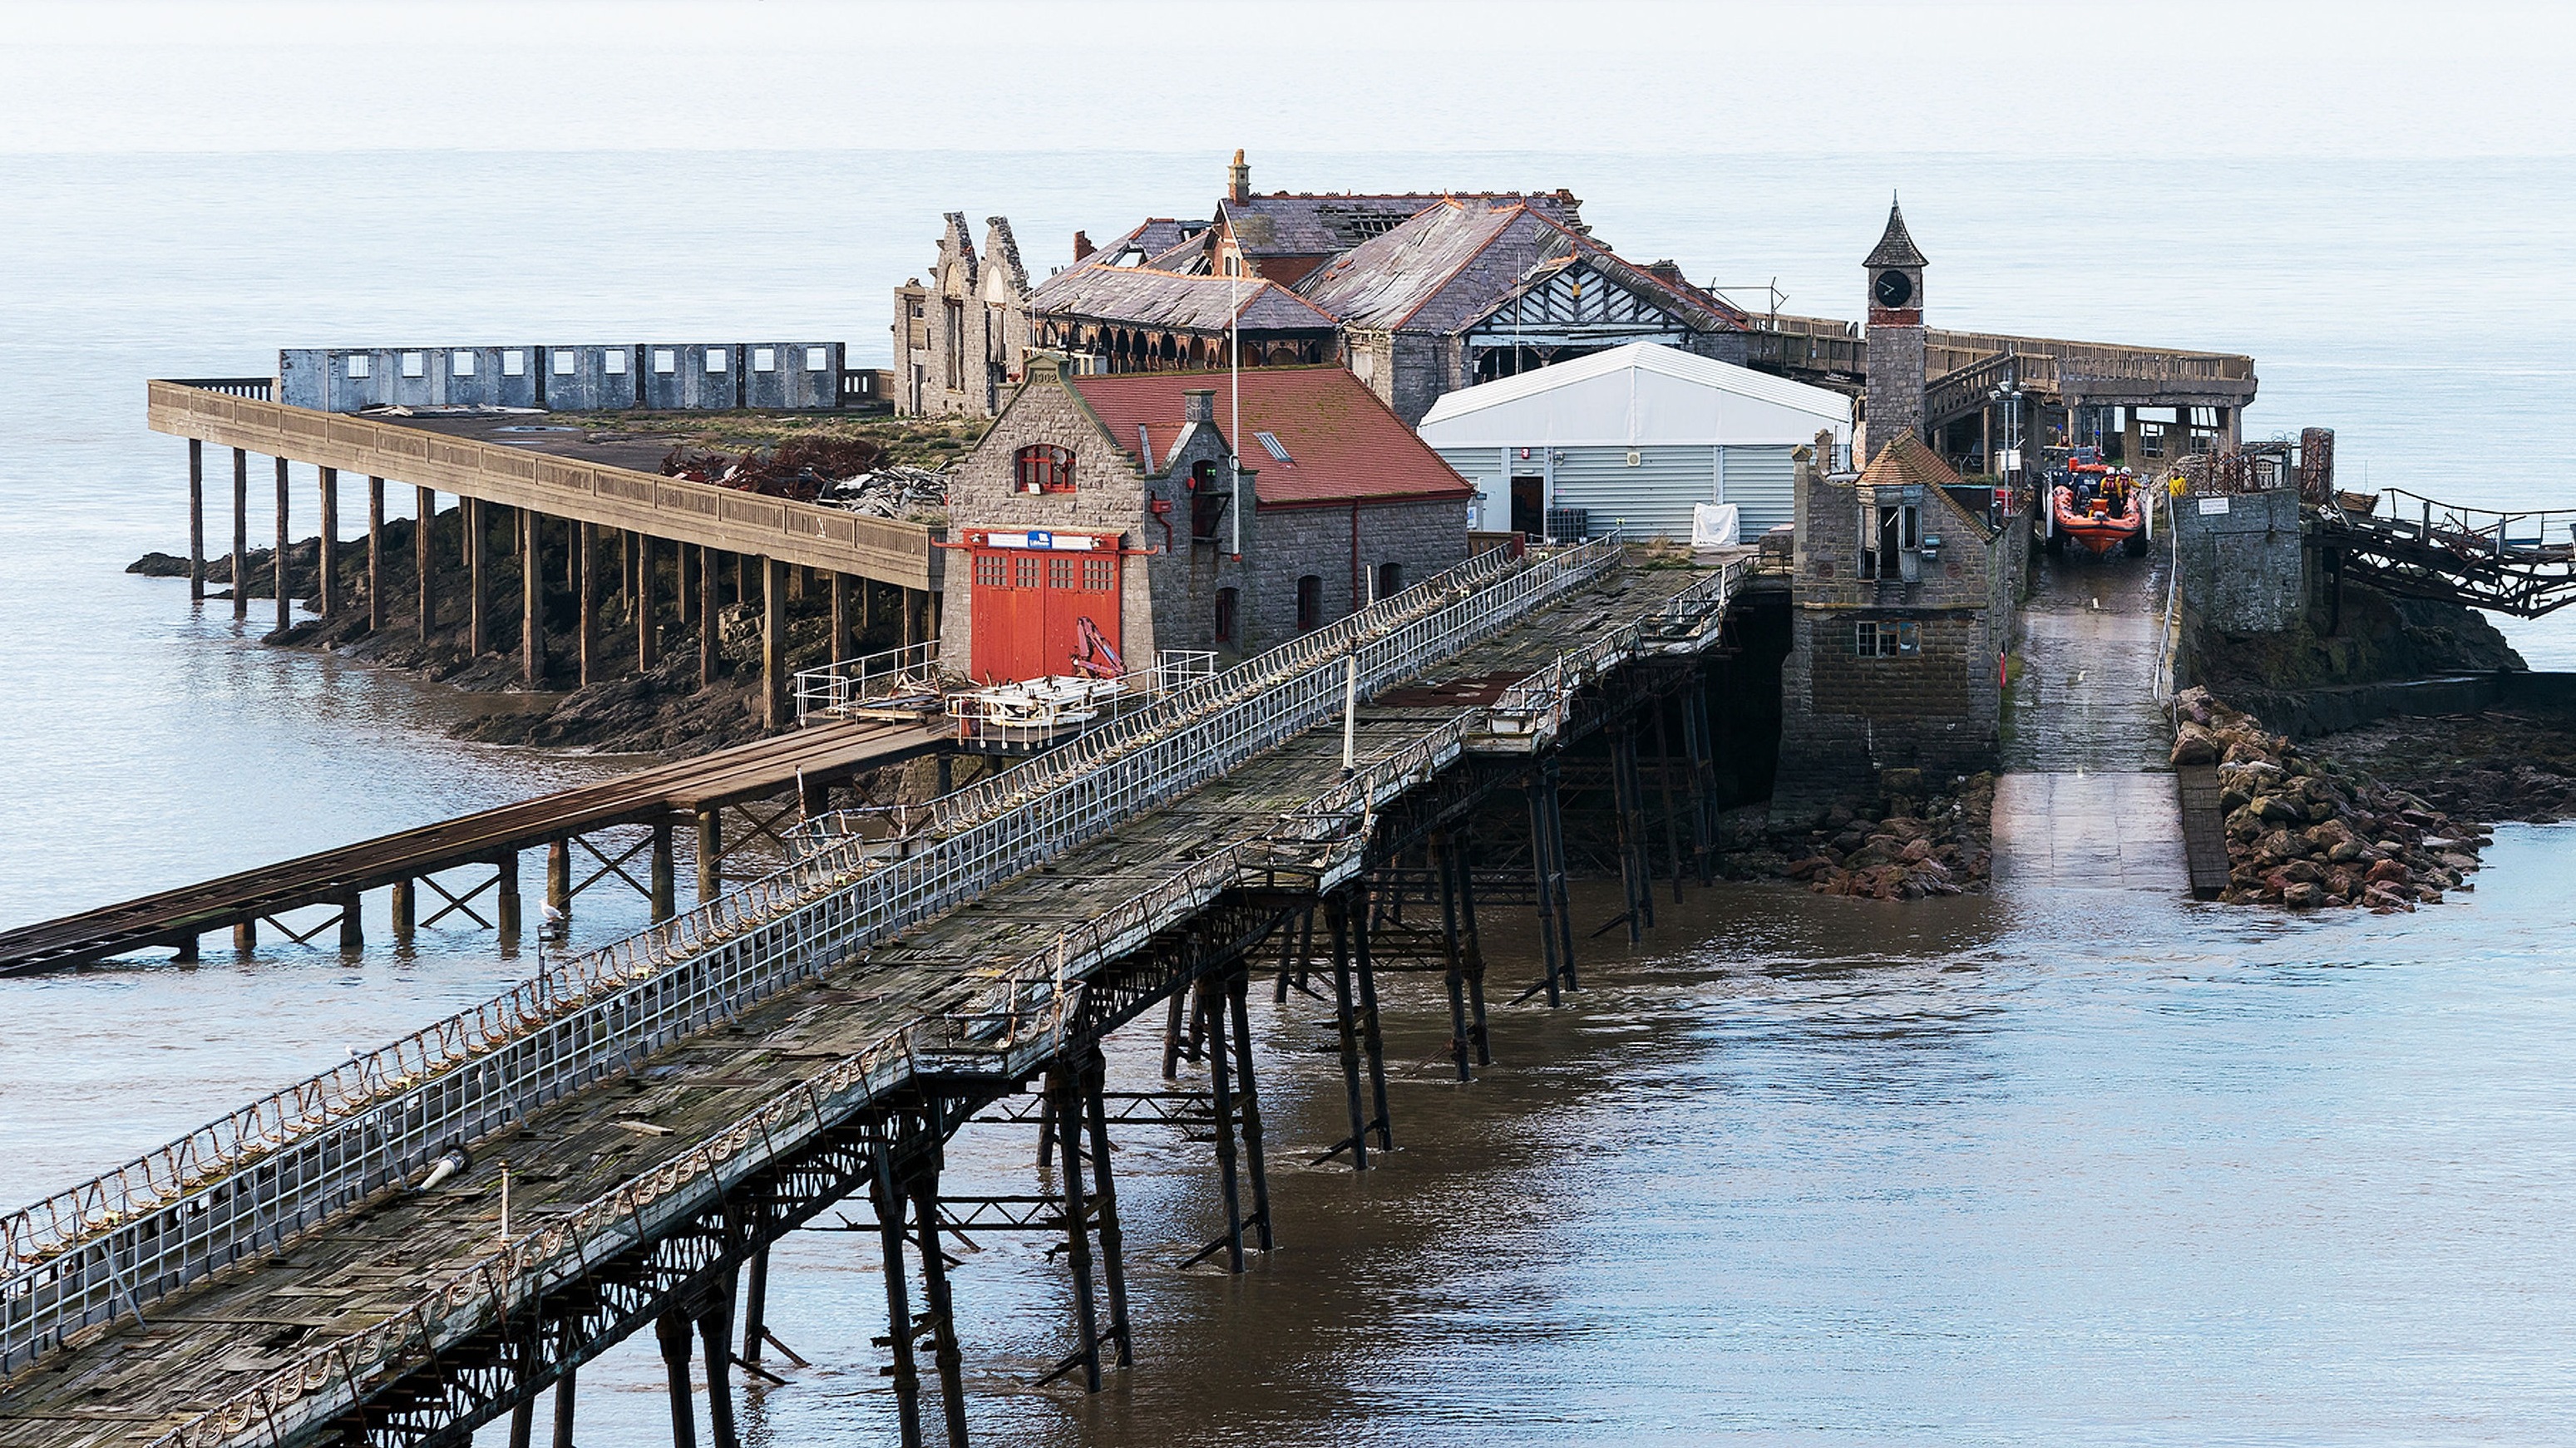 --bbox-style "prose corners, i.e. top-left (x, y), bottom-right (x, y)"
top-left (1897, 838), bottom-right (1932, 864)
top-left (2362, 884), bottom-right (2414, 911)
top-left (2283, 881), bottom-right (2326, 909)
top-left (2279, 859), bottom-right (2326, 885)
top-left (1879, 767), bottom-right (1923, 797)
top-left (2254, 794), bottom-right (2303, 823)
top-left (2327, 839), bottom-right (2366, 864)
top-left (2171, 728), bottom-right (2218, 766)
top-left (2365, 857), bottom-right (2411, 886)
top-left (1785, 855), bottom-right (1832, 881)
